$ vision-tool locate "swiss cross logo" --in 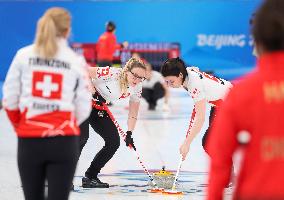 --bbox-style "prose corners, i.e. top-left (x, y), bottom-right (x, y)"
top-left (32, 71), bottom-right (63, 99)
top-left (97, 67), bottom-right (110, 79)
